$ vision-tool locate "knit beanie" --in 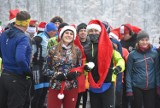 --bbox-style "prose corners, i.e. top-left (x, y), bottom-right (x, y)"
top-left (58, 22), bottom-right (69, 32)
top-left (137, 31), bottom-right (149, 42)
top-left (77, 23), bottom-right (87, 33)
top-left (45, 22), bottom-right (57, 32)
top-left (59, 25), bottom-right (76, 40)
